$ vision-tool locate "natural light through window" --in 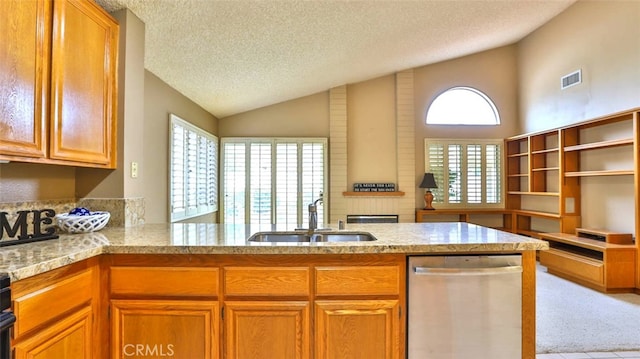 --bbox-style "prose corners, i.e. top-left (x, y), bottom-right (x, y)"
top-left (426, 87), bottom-right (500, 125)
